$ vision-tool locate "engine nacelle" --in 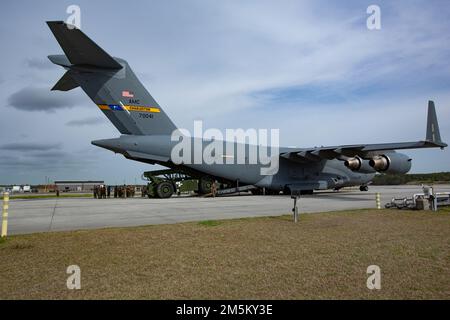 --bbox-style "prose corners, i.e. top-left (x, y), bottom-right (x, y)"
top-left (344, 156), bottom-right (376, 173)
top-left (369, 153), bottom-right (412, 174)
